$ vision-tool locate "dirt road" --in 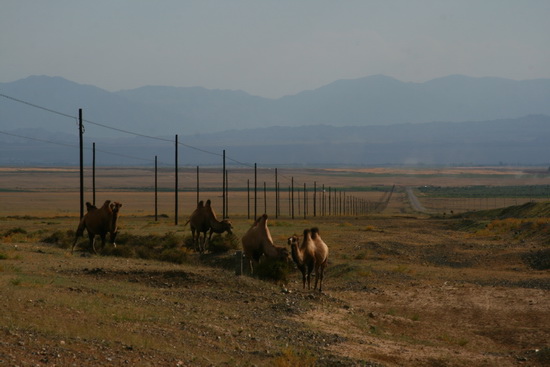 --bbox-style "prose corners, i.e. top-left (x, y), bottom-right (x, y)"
top-left (405, 186), bottom-right (429, 213)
